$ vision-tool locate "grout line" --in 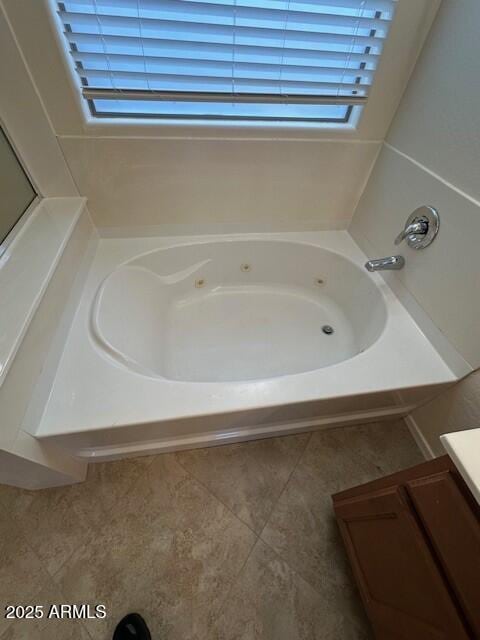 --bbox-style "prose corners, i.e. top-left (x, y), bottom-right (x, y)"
top-left (55, 134), bottom-right (82, 196)
top-left (214, 530), bottom-right (328, 626)
top-left (98, 455), bottom-right (157, 511)
top-left (174, 432), bottom-right (314, 540)
top-left (173, 453), bottom-right (260, 538)
top-left (211, 429), bottom-right (334, 632)
top-left (172, 433), bottom-right (315, 619)
top-left (80, 622), bottom-right (95, 640)
top-left (349, 139), bottom-right (383, 223)
top-left (211, 534), bottom-right (261, 625)
top-left (256, 422), bottom-right (416, 599)
top-left (256, 431), bottom-right (312, 543)
top-left (53, 579), bottom-right (96, 640)
top-left (172, 453), bottom-right (262, 626)
top-left (384, 142), bottom-right (480, 209)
